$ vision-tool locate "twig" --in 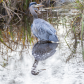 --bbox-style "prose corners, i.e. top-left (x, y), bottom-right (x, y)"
top-left (2, 1), bottom-right (21, 20)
